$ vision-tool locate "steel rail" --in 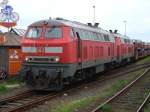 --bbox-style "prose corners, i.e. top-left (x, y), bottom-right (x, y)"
top-left (0, 90), bottom-right (33, 104)
top-left (92, 67), bottom-right (150, 112)
top-left (136, 92), bottom-right (150, 112)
